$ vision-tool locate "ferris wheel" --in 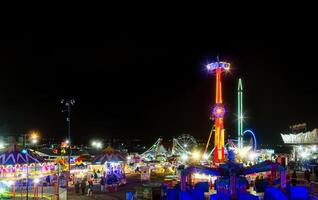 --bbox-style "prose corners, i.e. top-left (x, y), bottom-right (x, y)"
top-left (176, 134), bottom-right (198, 151)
